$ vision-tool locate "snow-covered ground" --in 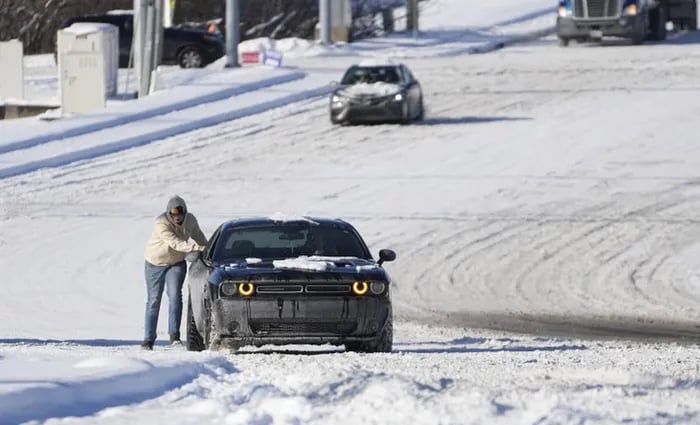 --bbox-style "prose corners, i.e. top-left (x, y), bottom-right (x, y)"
top-left (3, 0), bottom-right (700, 424)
